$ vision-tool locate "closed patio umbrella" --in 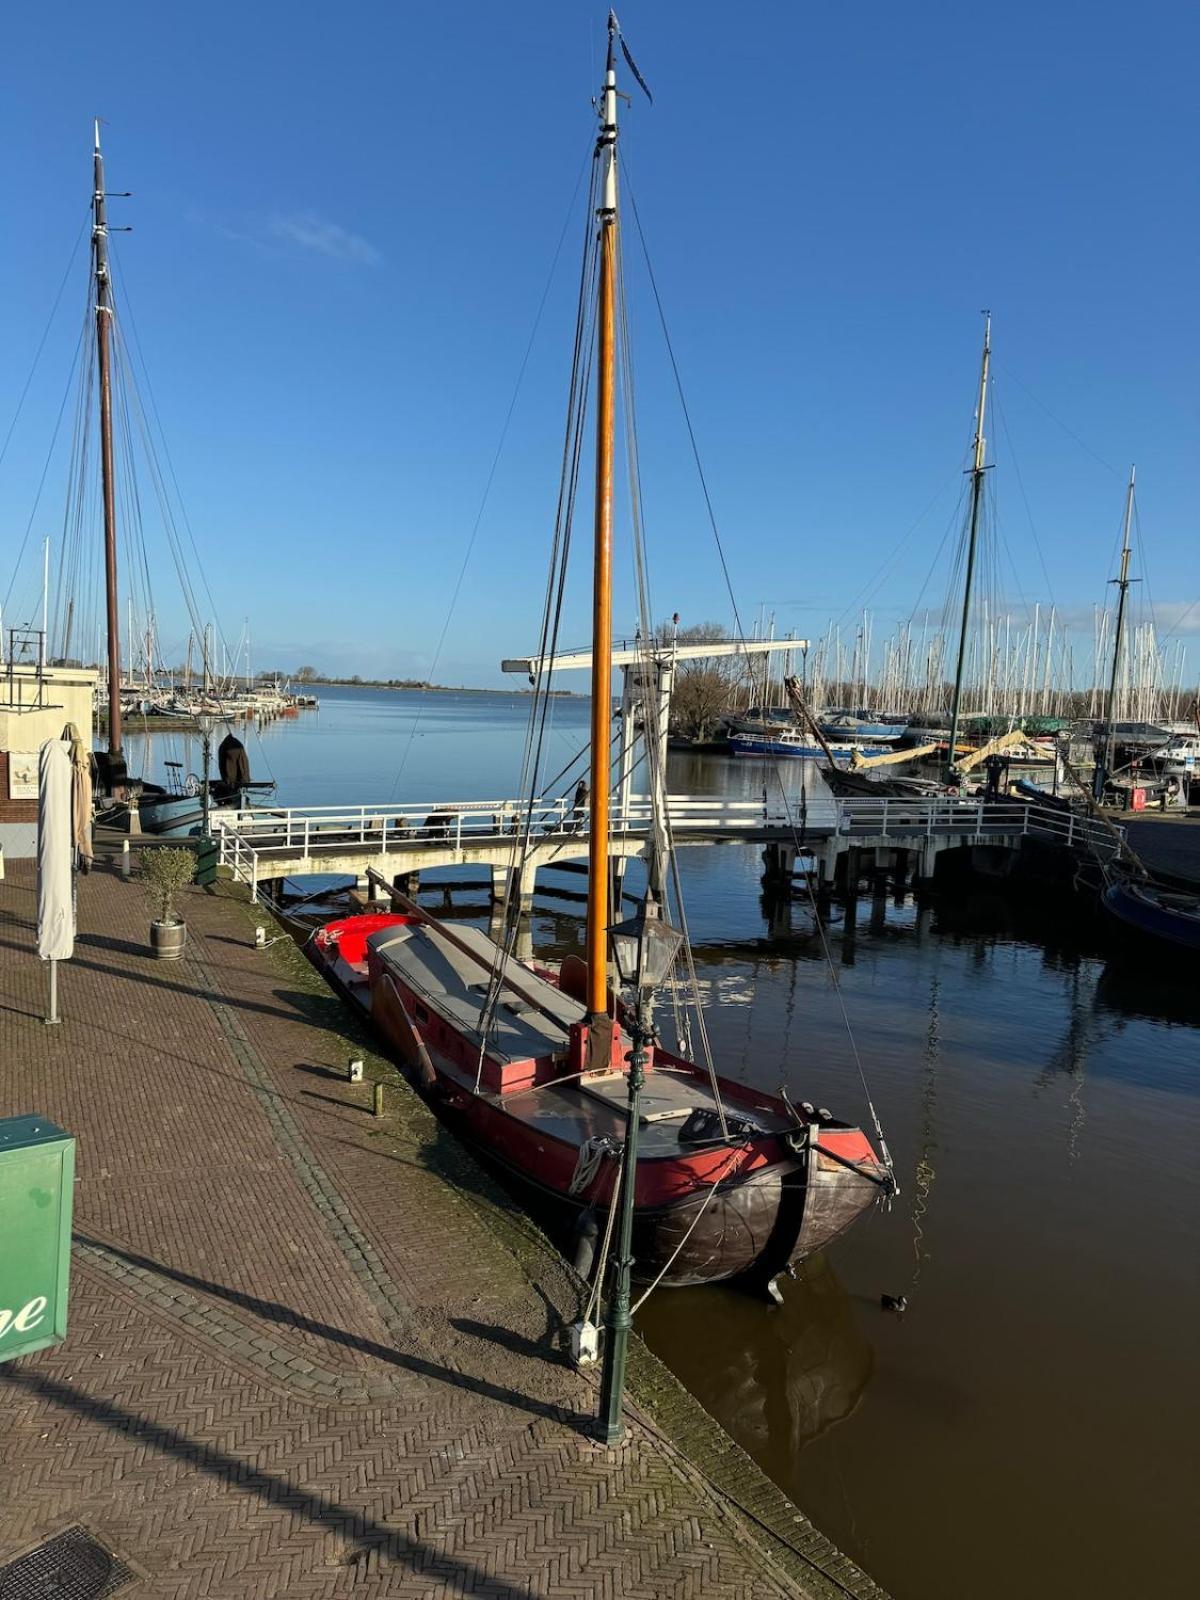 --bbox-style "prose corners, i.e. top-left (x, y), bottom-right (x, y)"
top-left (38, 737), bottom-right (75, 1023)
top-left (63, 722), bottom-right (94, 873)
